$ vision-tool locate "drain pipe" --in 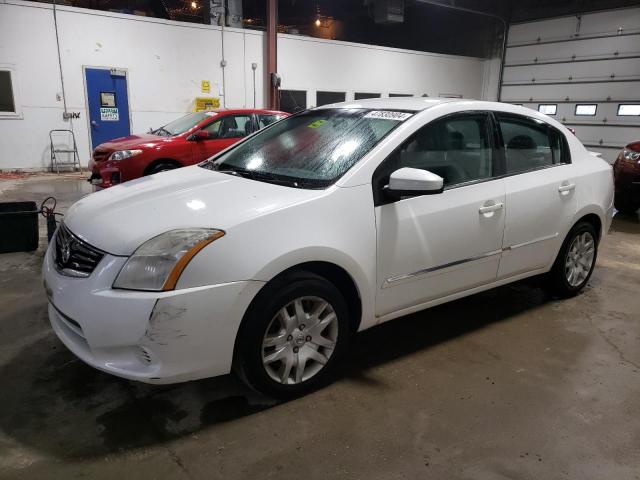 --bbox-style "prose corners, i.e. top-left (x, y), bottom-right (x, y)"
top-left (52, 0), bottom-right (70, 119)
top-left (415, 0), bottom-right (508, 101)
